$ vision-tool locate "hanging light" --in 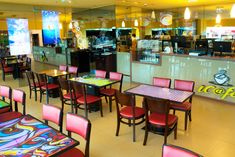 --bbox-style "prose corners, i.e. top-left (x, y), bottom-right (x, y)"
top-left (231, 4), bottom-right (235, 18)
top-left (151, 10), bottom-right (156, 19)
top-left (134, 19), bottom-right (138, 27)
top-left (69, 22), bottom-right (72, 29)
top-left (216, 14), bottom-right (221, 24)
top-left (121, 20), bottom-right (125, 27)
top-left (59, 23), bottom-right (62, 29)
top-left (184, 7), bottom-right (191, 20)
